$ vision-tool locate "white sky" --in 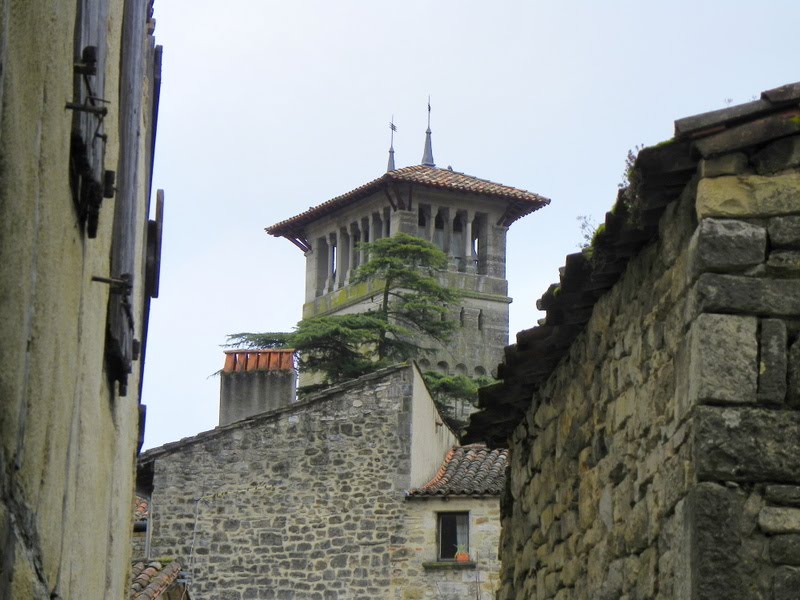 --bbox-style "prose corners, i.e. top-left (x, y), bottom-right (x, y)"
top-left (142, 0), bottom-right (800, 449)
